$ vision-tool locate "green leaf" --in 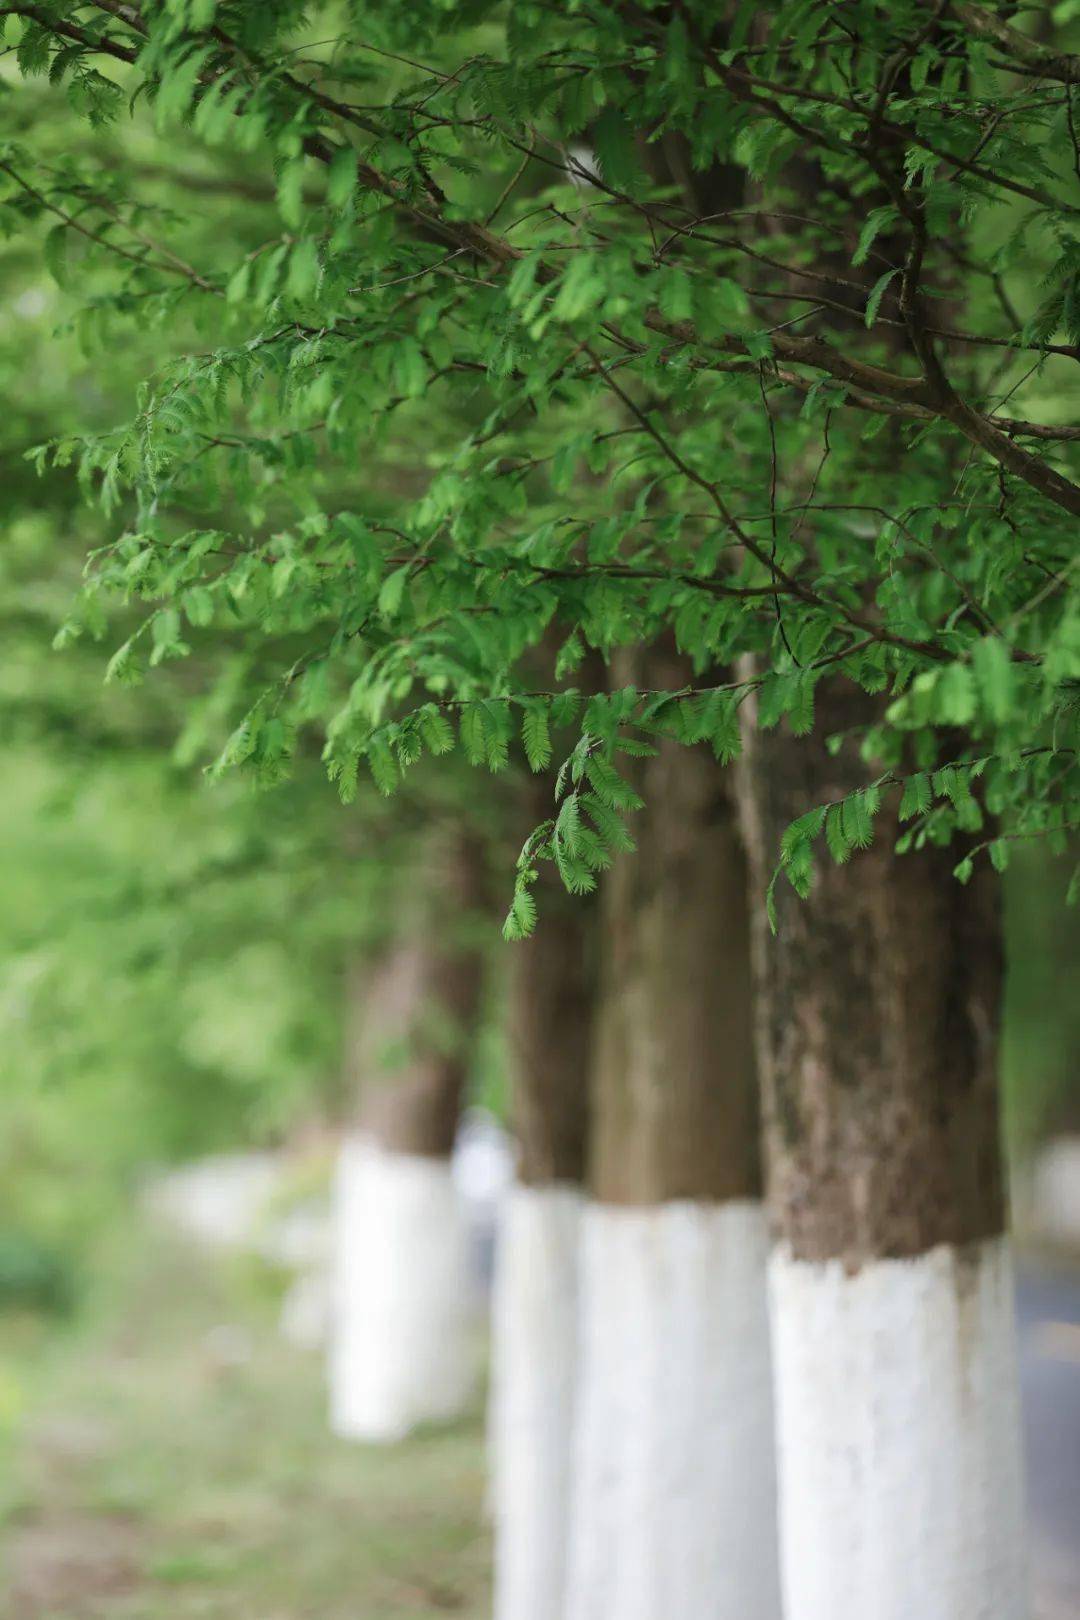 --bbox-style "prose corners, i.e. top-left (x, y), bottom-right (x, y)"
top-left (789, 671), bottom-right (817, 736)
top-left (287, 238), bottom-right (321, 301)
top-left (972, 637), bottom-right (1016, 724)
top-left (659, 270), bottom-right (694, 323)
top-left (552, 255), bottom-right (605, 323)
top-left (936, 663), bottom-right (976, 725)
top-left (43, 224), bottom-right (68, 287)
top-left (1067, 864), bottom-right (1080, 906)
top-left (583, 792), bottom-right (635, 853)
top-left (367, 736), bottom-right (400, 795)
top-left (583, 756), bottom-right (644, 811)
top-left (521, 704), bottom-right (551, 771)
top-left (898, 772), bottom-right (932, 821)
top-left (104, 635), bottom-right (143, 686)
top-left (865, 268), bottom-right (899, 328)
top-left (154, 47), bottom-right (209, 127)
top-left (328, 144), bottom-right (357, 209)
top-left (705, 693), bottom-right (742, 764)
top-left (765, 869), bottom-right (781, 933)
top-left (781, 806), bottom-right (826, 862)
top-left (460, 704), bottom-right (486, 766)
top-left (555, 633), bottom-right (584, 680)
top-left (592, 106), bottom-right (636, 190)
top-left (479, 701), bottom-right (512, 772)
top-left (377, 564), bottom-right (410, 619)
top-left (840, 789), bottom-right (875, 849)
top-left (393, 337), bottom-right (427, 398)
top-left (853, 206), bottom-right (899, 267)
top-left (757, 672), bottom-right (799, 729)
top-left (555, 789), bottom-right (584, 853)
top-left (825, 804), bottom-right (852, 864)
top-left (226, 258), bottom-right (252, 304)
top-left (277, 158), bottom-right (306, 229)
top-left (418, 704), bottom-right (455, 755)
top-left (183, 585), bottom-right (214, 627)
top-left (933, 765), bottom-right (974, 807)
top-left (503, 881), bottom-right (538, 941)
